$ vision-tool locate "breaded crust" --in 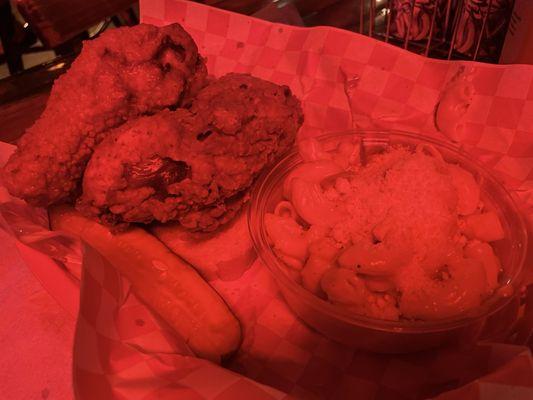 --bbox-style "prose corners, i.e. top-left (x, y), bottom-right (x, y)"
top-left (78, 73), bottom-right (304, 231)
top-left (2, 23), bottom-right (207, 206)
